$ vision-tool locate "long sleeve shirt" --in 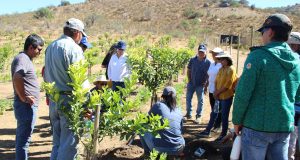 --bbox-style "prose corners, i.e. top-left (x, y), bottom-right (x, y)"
top-left (107, 53), bottom-right (131, 82)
